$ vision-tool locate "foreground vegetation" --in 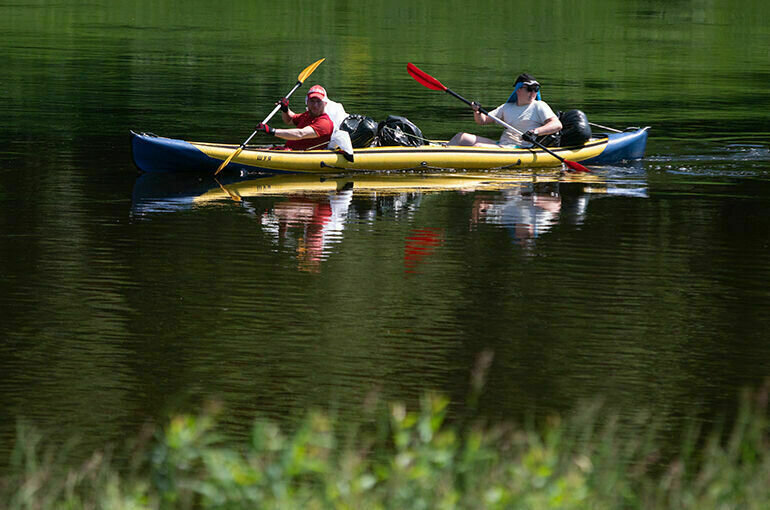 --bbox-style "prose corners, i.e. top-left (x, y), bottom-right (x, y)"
top-left (2, 386), bottom-right (768, 509)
